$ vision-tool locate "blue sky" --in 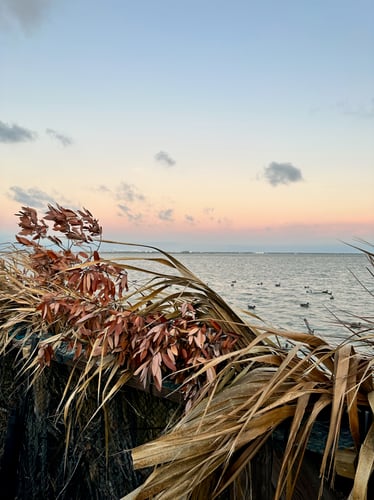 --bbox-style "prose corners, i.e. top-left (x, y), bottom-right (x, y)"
top-left (1, 0), bottom-right (373, 252)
